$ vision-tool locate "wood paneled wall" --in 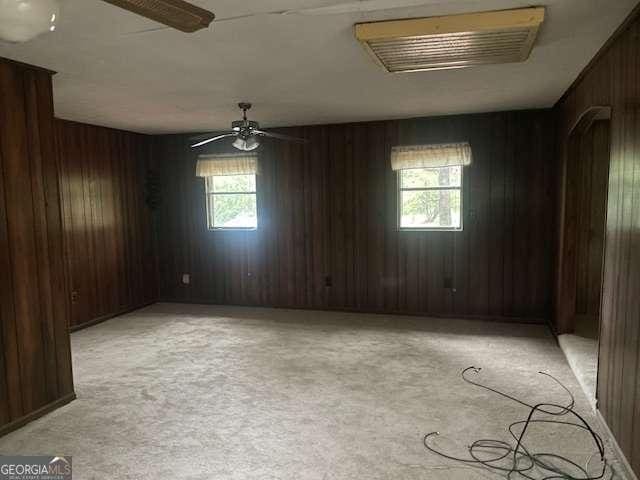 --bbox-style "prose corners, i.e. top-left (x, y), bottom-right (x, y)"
top-left (56, 120), bottom-right (157, 329)
top-left (554, 5), bottom-right (640, 474)
top-left (0, 59), bottom-right (74, 433)
top-left (154, 110), bottom-right (556, 322)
